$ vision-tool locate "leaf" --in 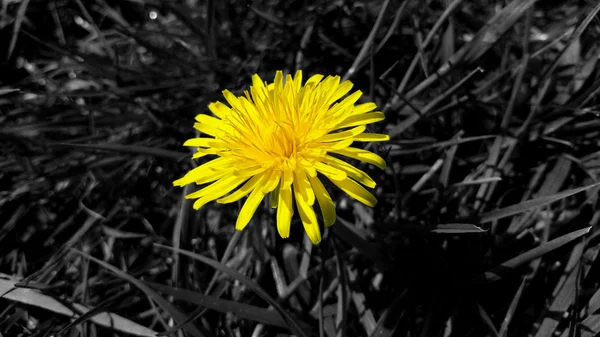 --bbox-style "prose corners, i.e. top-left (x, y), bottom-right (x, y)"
top-left (153, 243), bottom-right (310, 337)
top-left (56, 143), bottom-right (188, 161)
top-left (431, 223), bottom-right (486, 234)
top-left (480, 182), bottom-right (600, 223)
top-left (484, 227), bottom-right (591, 281)
top-left (72, 250), bottom-right (206, 337)
top-left (0, 274), bottom-right (157, 337)
top-left (146, 282), bottom-right (300, 330)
